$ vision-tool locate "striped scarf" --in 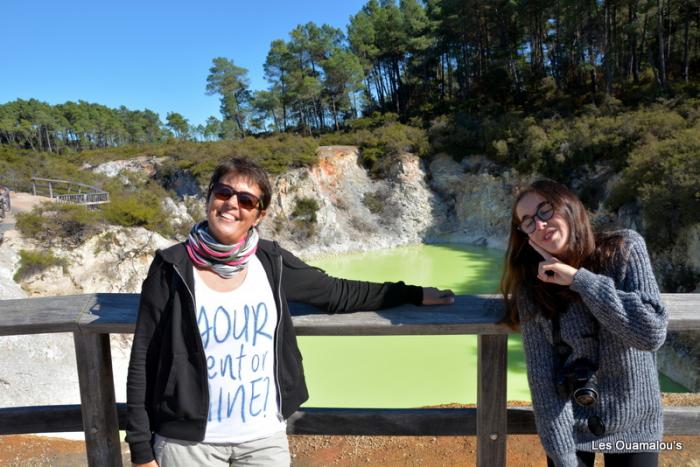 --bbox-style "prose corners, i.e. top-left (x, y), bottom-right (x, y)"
top-left (185, 221), bottom-right (259, 278)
